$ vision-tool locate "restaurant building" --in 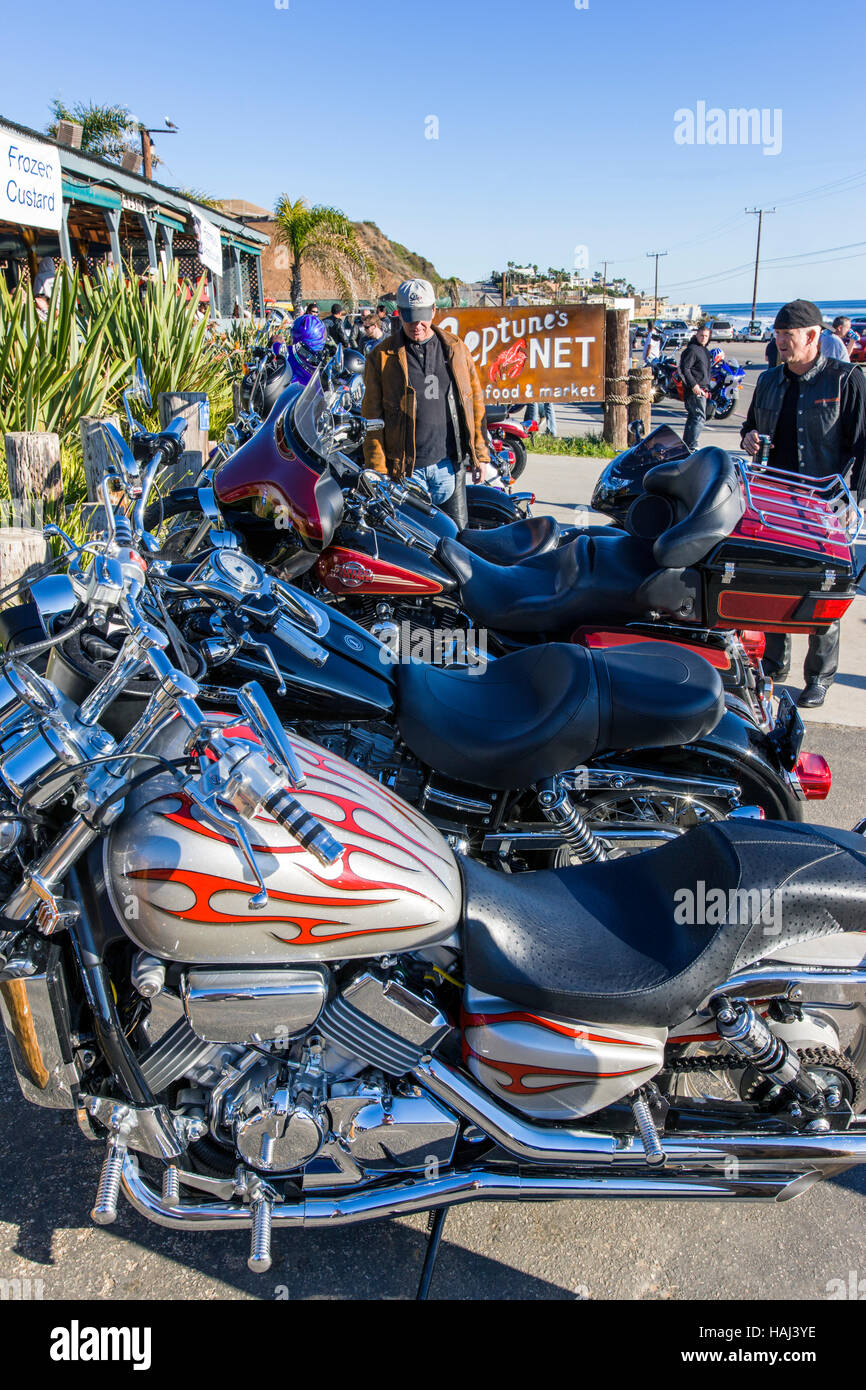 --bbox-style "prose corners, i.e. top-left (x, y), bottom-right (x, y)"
top-left (0, 116), bottom-right (268, 316)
